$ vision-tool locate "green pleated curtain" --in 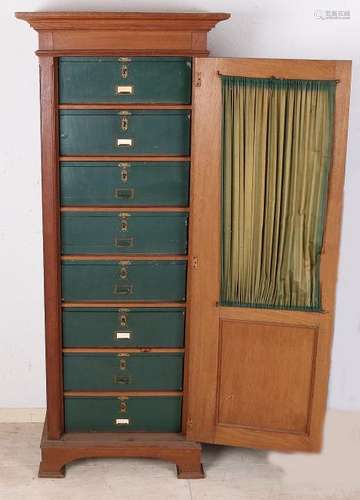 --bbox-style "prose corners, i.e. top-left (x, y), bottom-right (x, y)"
top-left (221, 76), bottom-right (336, 311)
